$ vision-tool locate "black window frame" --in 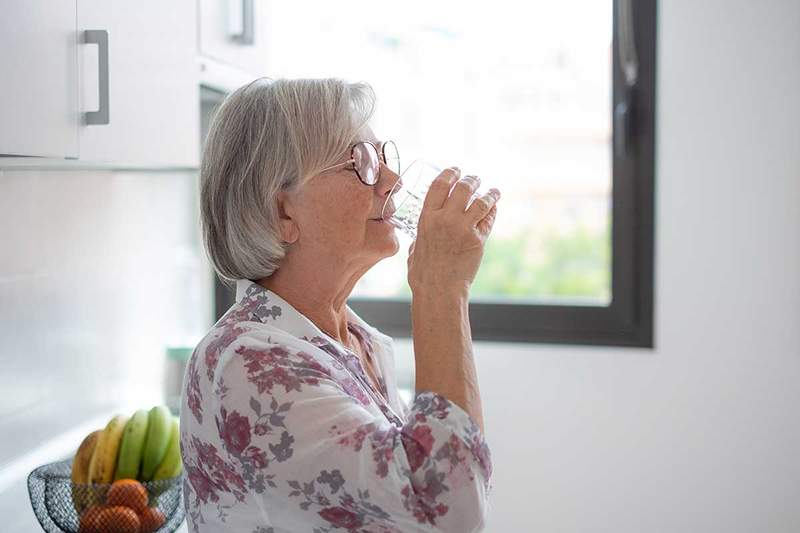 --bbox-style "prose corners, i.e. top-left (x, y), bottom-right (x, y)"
top-left (213, 0), bottom-right (656, 348)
